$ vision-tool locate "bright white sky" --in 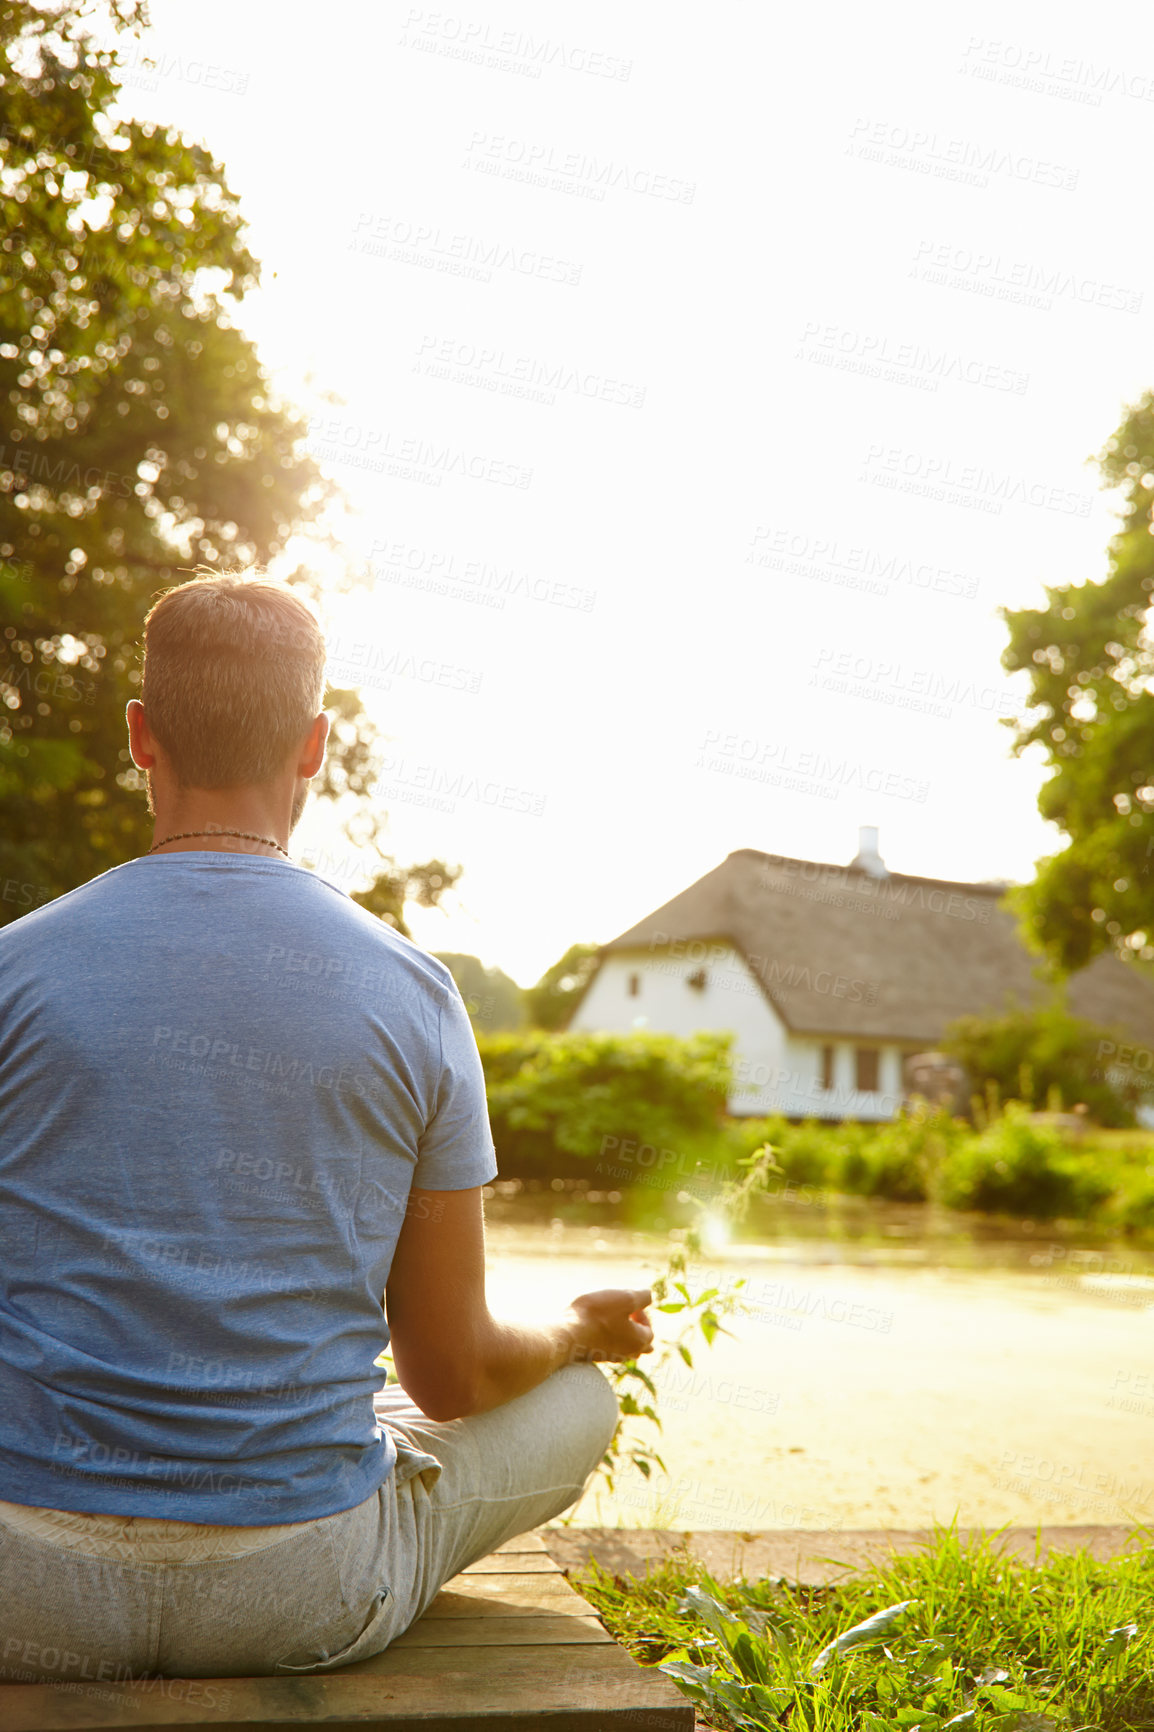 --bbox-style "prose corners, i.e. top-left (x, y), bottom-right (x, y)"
top-left (106, 0), bottom-right (1154, 985)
